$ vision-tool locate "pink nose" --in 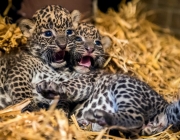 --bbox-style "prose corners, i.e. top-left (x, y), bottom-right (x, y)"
top-left (85, 47), bottom-right (94, 53)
